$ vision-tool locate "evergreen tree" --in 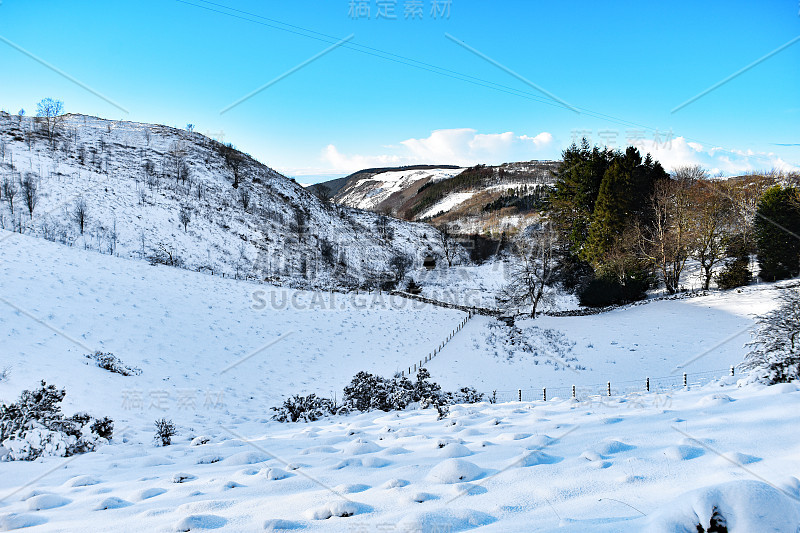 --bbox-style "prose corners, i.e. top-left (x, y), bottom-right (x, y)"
top-left (754, 185), bottom-right (800, 281)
